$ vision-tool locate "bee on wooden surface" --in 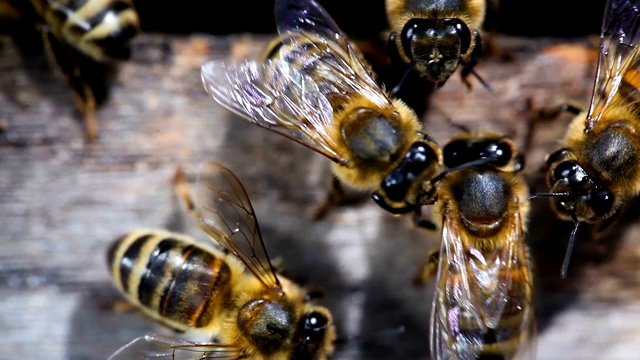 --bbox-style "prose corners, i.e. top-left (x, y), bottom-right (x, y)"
top-left (541, 0), bottom-right (640, 277)
top-left (384, 0), bottom-right (488, 90)
top-left (1, 0), bottom-right (140, 142)
top-left (415, 132), bottom-right (536, 359)
top-left (107, 163), bottom-right (336, 360)
top-left (201, 0), bottom-right (443, 221)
